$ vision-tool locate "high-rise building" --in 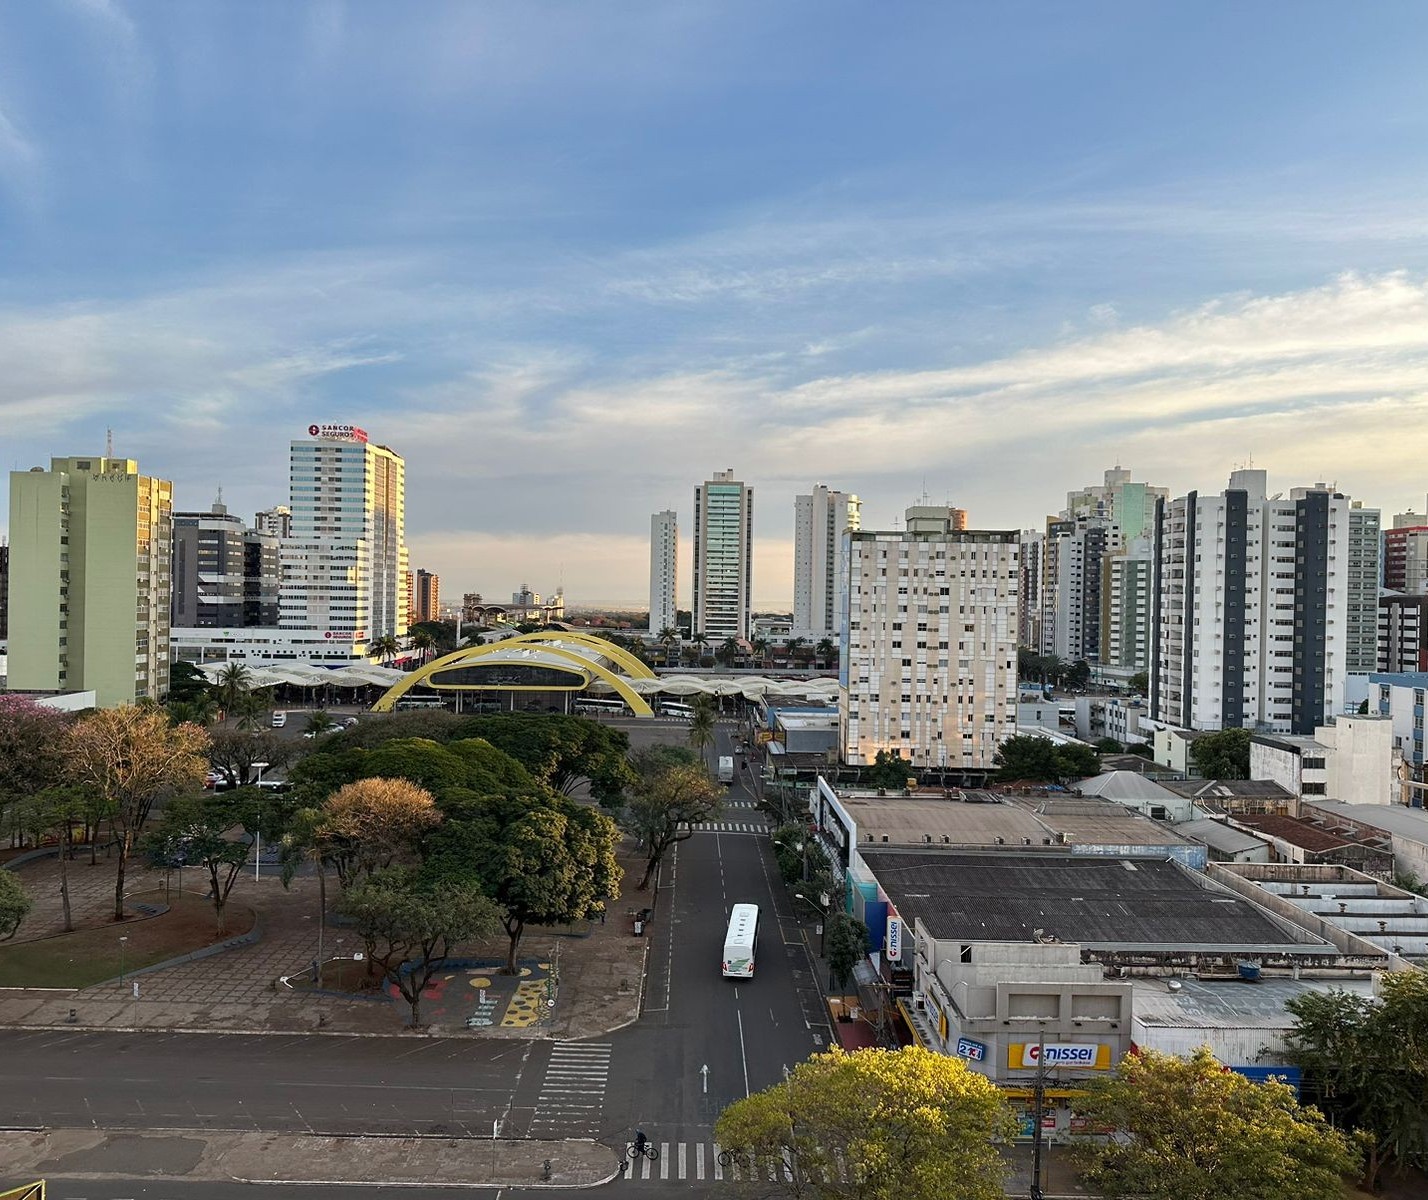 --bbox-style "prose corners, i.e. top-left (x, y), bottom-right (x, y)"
top-left (172, 501), bottom-right (279, 628)
top-left (793, 485), bottom-right (861, 642)
top-left (279, 425), bottom-right (408, 650)
top-left (254, 505), bottom-right (293, 538)
top-left (1345, 501), bottom-right (1382, 674)
top-left (1101, 537), bottom-right (1153, 673)
top-left (1017, 529), bottom-right (1043, 649)
top-left (1151, 469), bottom-right (1349, 734)
top-left (1065, 466), bottom-right (1168, 541)
top-left (1378, 594), bottom-right (1428, 674)
top-left (692, 469), bottom-right (753, 641)
top-left (903, 503), bottom-right (967, 532)
top-left (0, 541), bottom-right (8, 640)
top-left (414, 569), bottom-right (440, 625)
top-left (649, 510), bottom-right (679, 635)
top-left (840, 511), bottom-right (1018, 772)
top-left (7, 456), bottom-right (172, 707)
top-left (1384, 522), bottom-right (1428, 594)
top-left (1040, 515), bottom-right (1119, 663)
